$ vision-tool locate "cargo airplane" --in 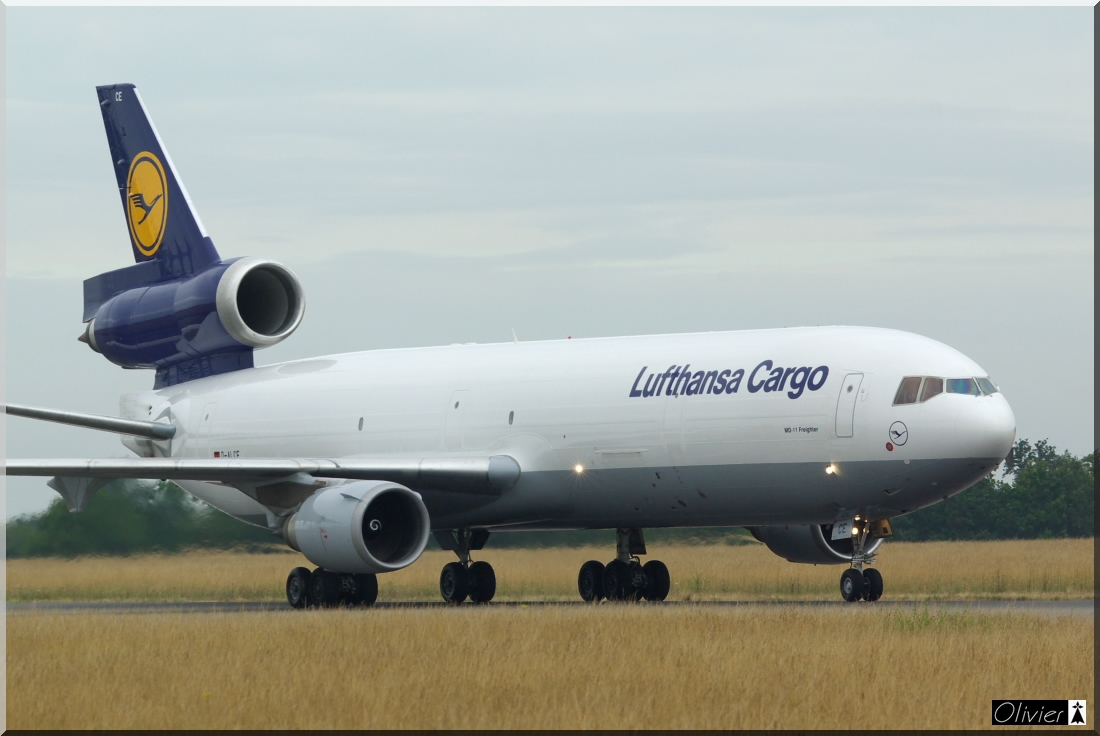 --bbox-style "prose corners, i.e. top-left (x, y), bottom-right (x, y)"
top-left (5, 84), bottom-right (1016, 607)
